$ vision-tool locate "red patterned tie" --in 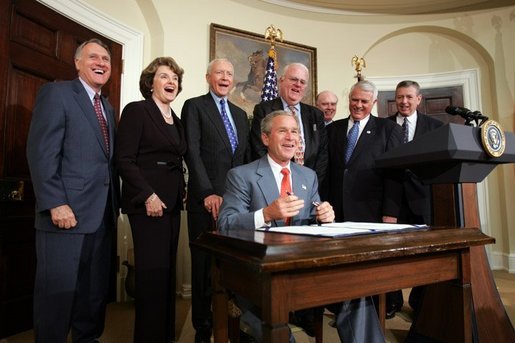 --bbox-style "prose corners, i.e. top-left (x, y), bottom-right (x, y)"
top-left (280, 168), bottom-right (292, 225)
top-left (94, 93), bottom-right (109, 153)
